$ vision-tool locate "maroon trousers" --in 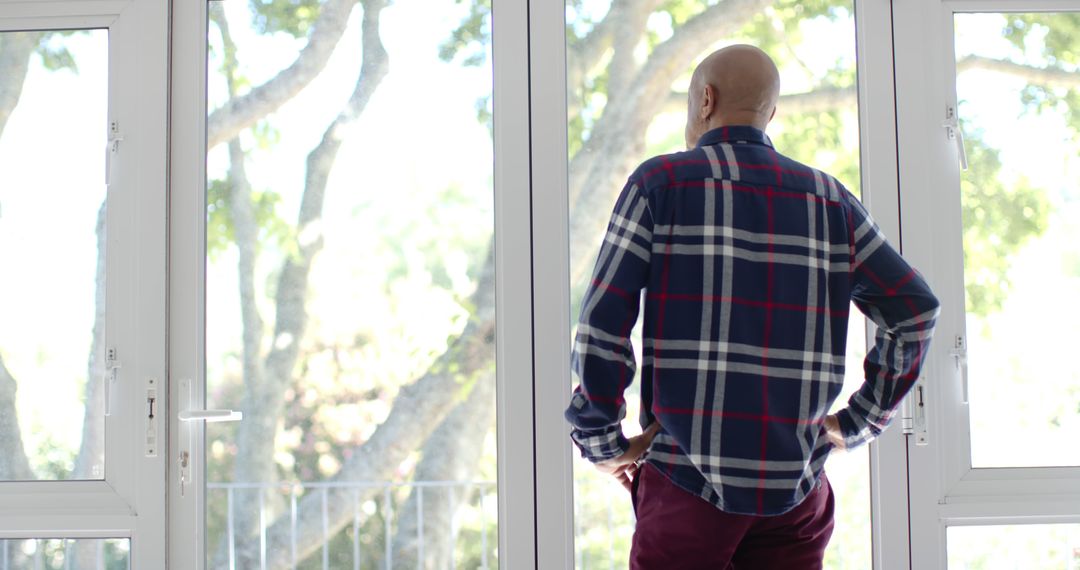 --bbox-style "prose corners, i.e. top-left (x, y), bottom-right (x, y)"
top-left (629, 464), bottom-right (835, 569)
